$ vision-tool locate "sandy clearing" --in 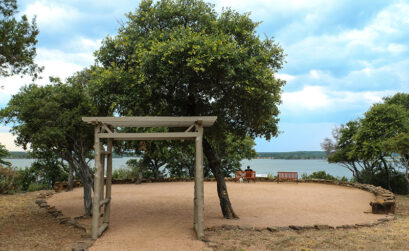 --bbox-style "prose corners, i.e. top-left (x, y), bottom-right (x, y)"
top-left (48, 182), bottom-right (384, 251)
